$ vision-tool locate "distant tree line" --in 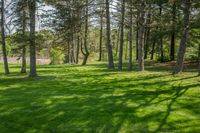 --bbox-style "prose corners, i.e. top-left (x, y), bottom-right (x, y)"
top-left (0, 0), bottom-right (200, 77)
